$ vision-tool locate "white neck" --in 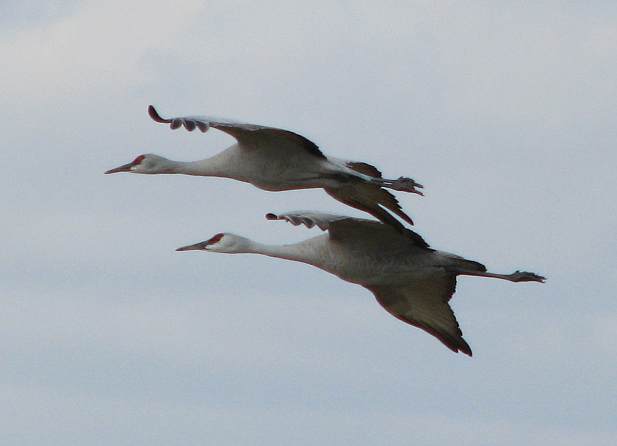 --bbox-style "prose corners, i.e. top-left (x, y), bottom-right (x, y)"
top-left (165, 155), bottom-right (229, 177)
top-left (241, 239), bottom-right (320, 267)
